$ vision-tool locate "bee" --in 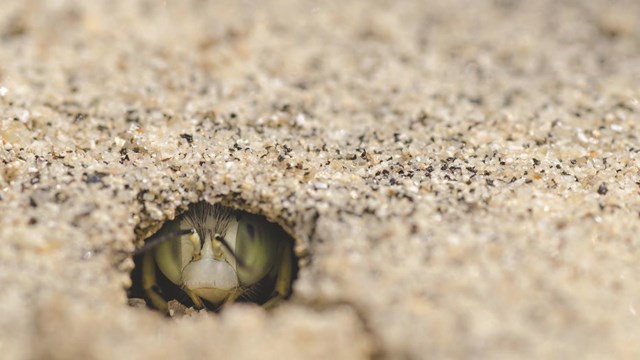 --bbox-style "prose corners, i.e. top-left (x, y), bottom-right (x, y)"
top-left (135, 202), bottom-right (294, 313)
